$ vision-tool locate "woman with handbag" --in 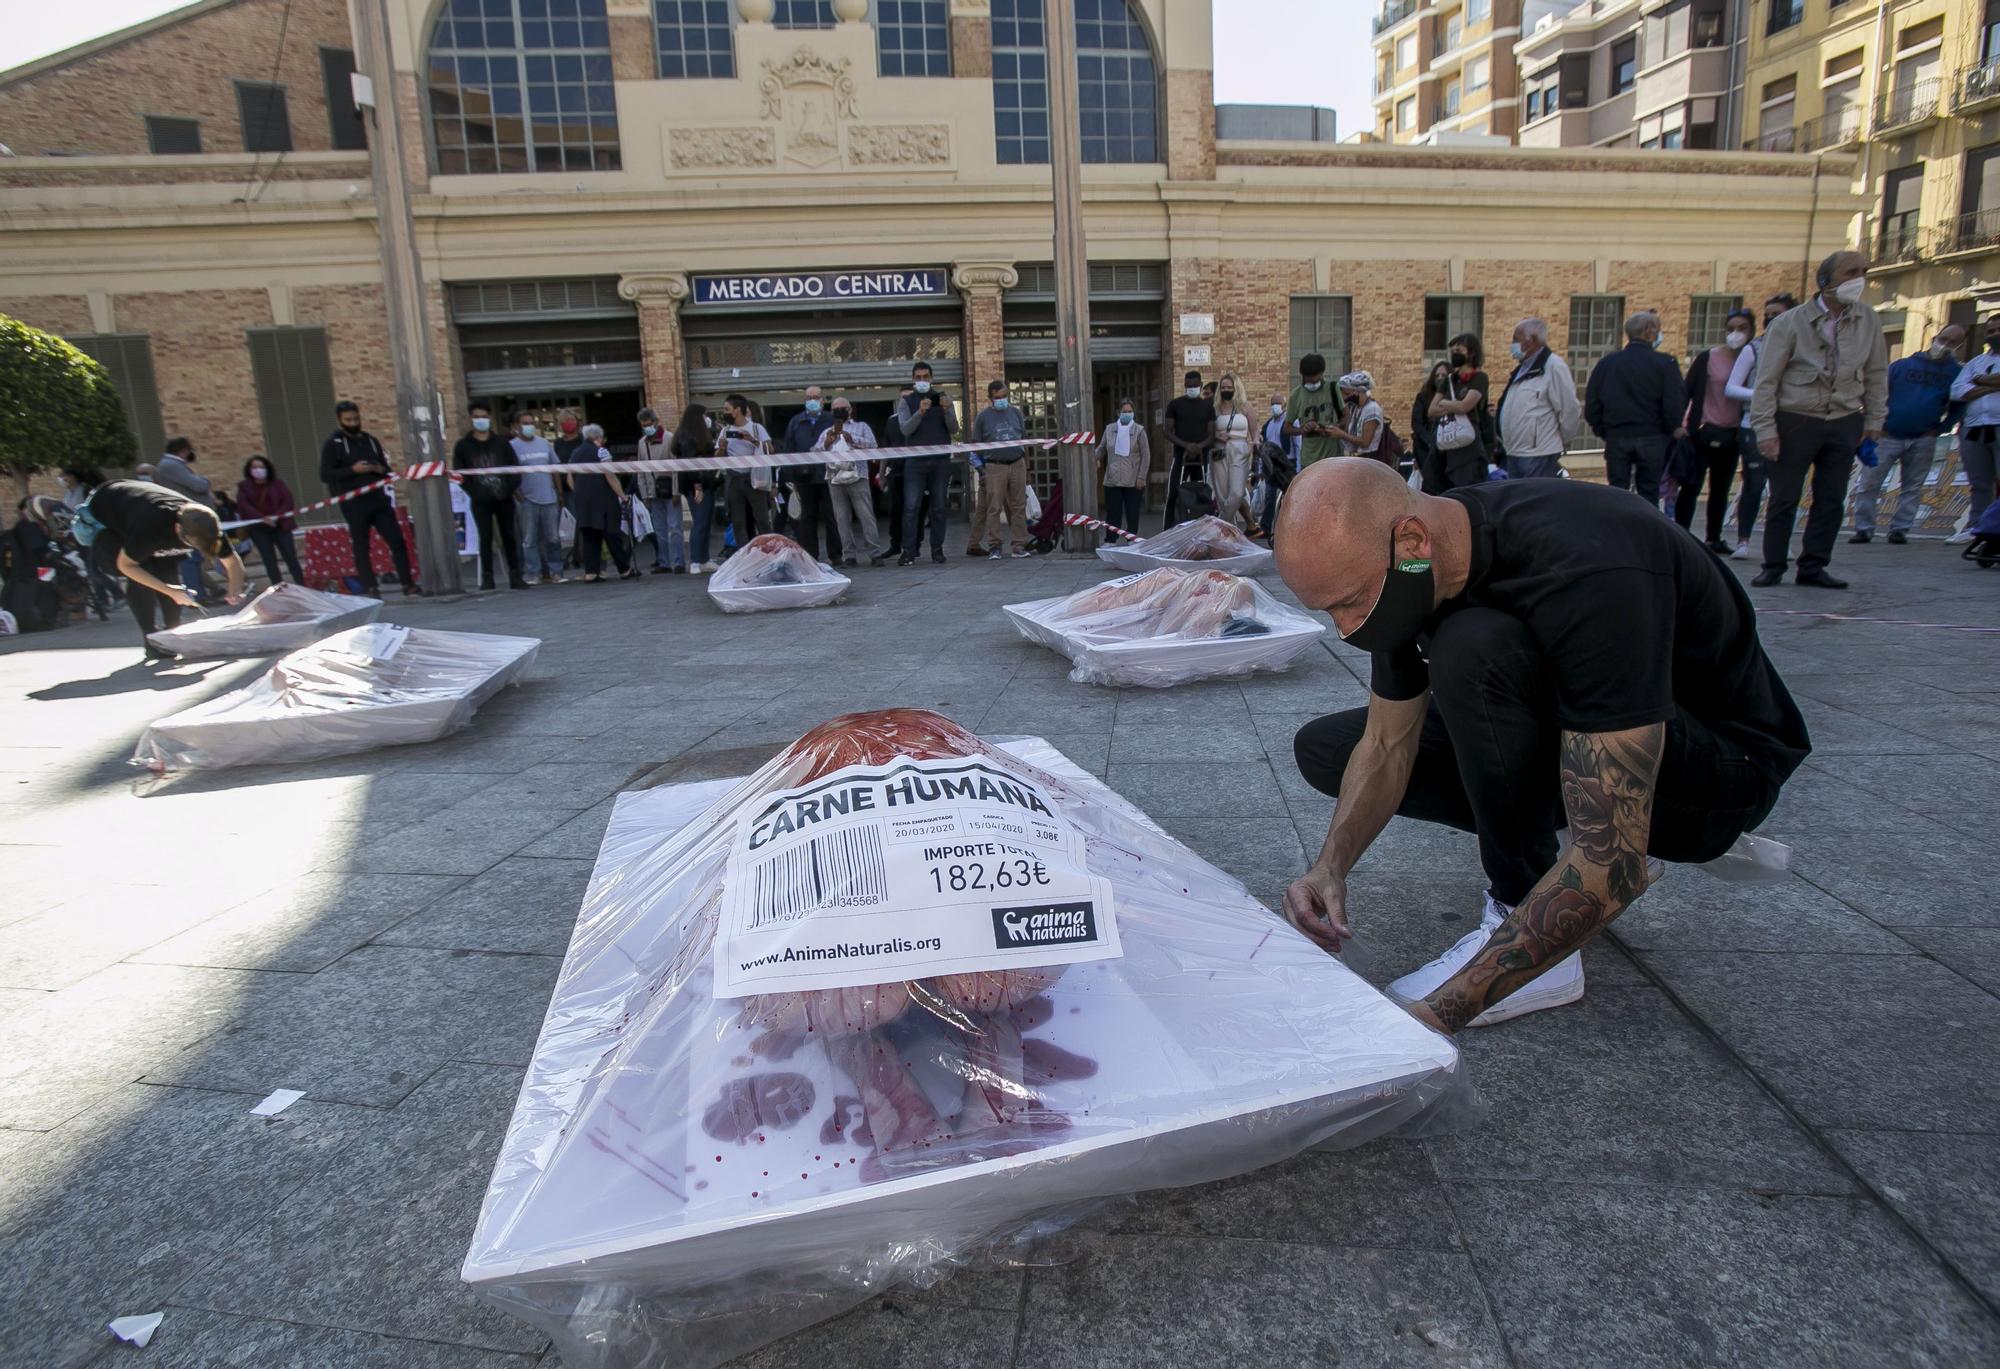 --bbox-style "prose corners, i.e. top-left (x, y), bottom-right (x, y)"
top-left (1210, 373), bottom-right (1261, 535)
top-left (569, 424), bottom-right (637, 582)
top-left (1428, 334), bottom-right (1493, 489)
